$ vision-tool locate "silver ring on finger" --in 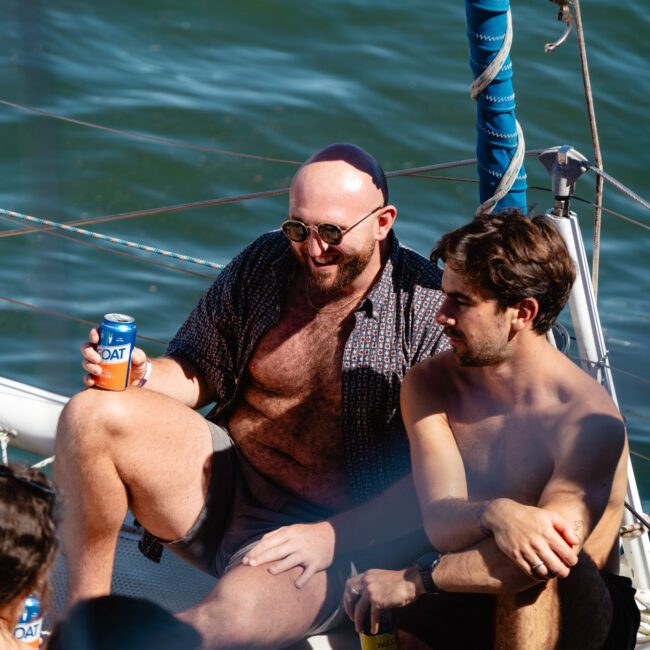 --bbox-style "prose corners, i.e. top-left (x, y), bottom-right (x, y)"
top-left (531, 564), bottom-right (552, 582)
top-left (530, 561), bottom-right (545, 571)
